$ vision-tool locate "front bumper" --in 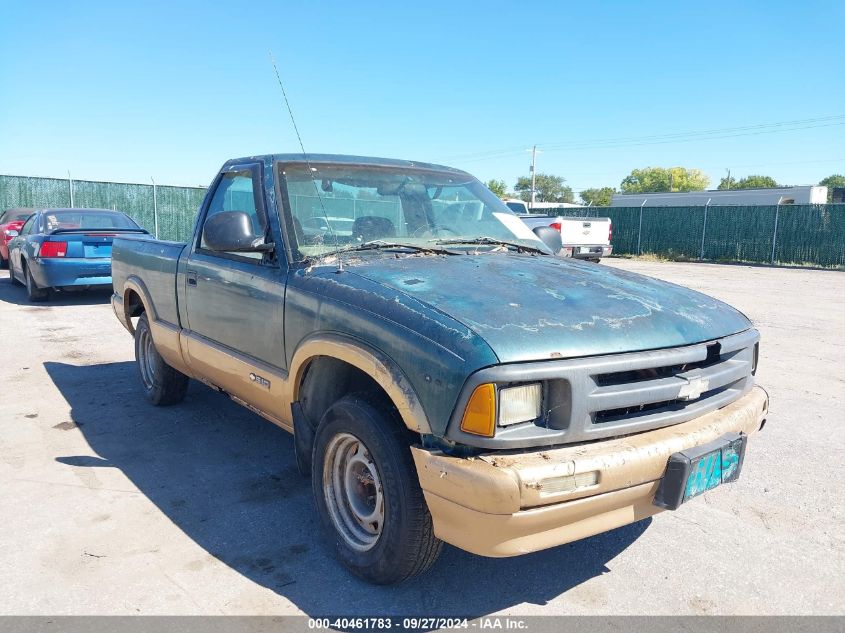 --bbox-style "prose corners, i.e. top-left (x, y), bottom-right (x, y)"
top-left (30, 258), bottom-right (112, 288)
top-left (411, 385), bottom-right (768, 557)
